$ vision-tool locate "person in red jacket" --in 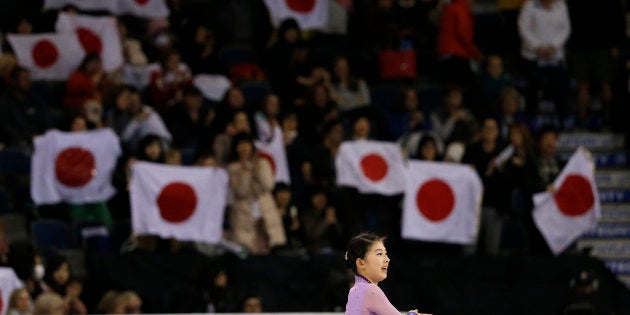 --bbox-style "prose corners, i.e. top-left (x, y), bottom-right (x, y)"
top-left (437, 0), bottom-right (482, 89)
top-left (64, 53), bottom-right (112, 110)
